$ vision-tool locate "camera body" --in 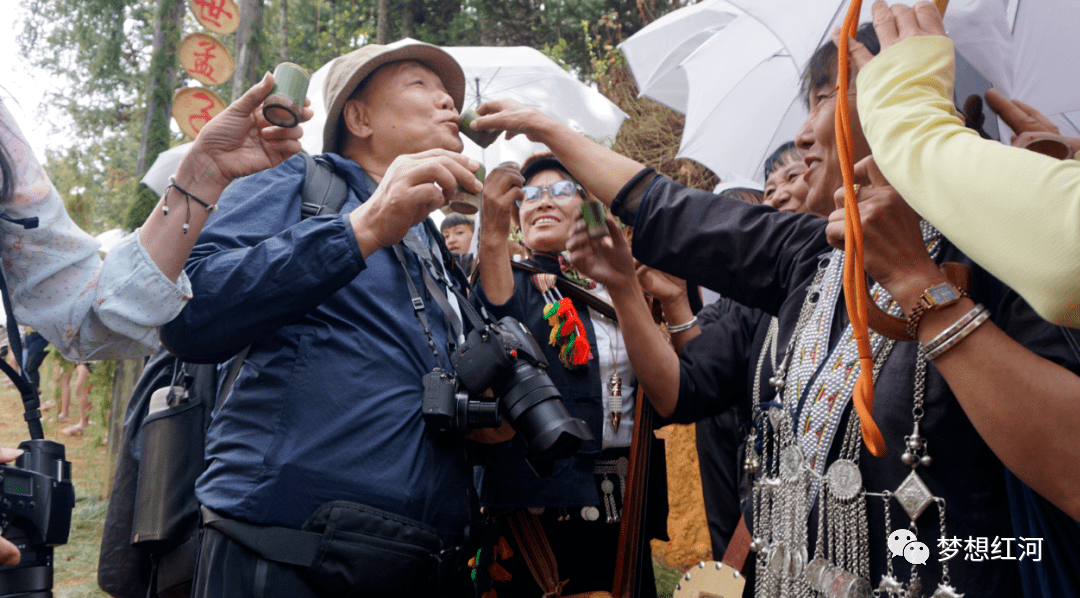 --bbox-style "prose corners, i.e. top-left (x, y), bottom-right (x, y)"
top-left (0, 439), bottom-right (75, 597)
top-left (422, 316), bottom-right (593, 477)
